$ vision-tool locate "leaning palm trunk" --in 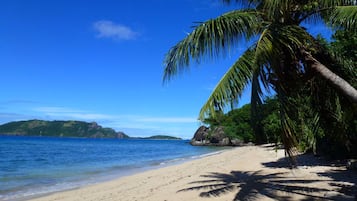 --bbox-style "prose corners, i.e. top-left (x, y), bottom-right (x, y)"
top-left (301, 49), bottom-right (357, 103)
top-left (163, 1), bottom-right (357, 165)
